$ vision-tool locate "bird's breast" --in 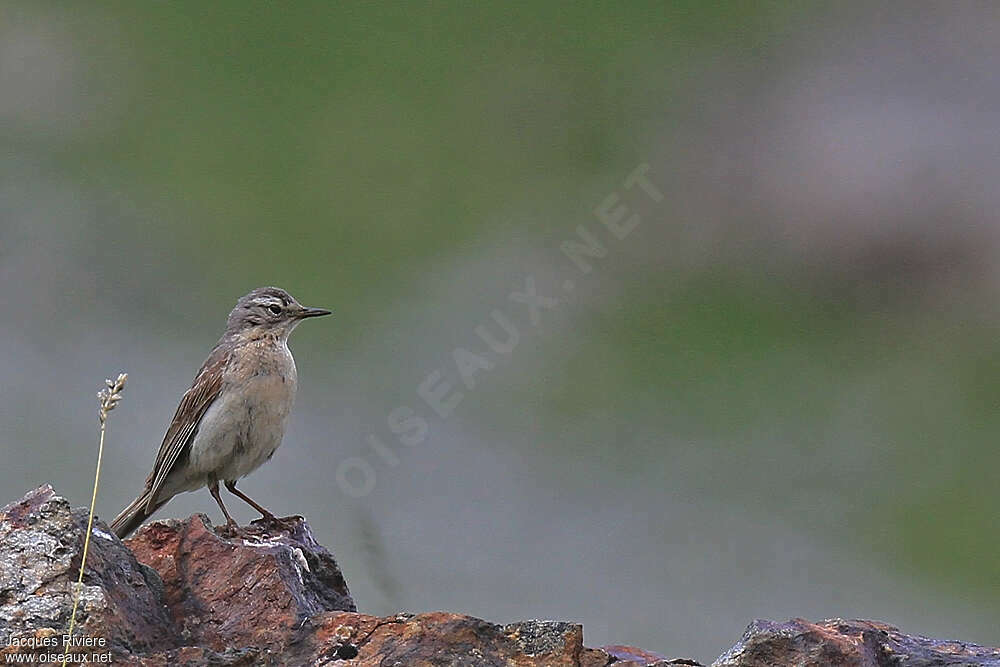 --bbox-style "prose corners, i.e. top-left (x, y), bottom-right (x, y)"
top-left (186, 340), bottom-right (298, 480)
top-left (236, 342), bottom-right (297, 430)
